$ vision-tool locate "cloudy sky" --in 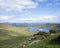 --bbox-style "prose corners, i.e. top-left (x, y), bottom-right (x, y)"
top-left (0, 0), bottom-right (60, 23)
